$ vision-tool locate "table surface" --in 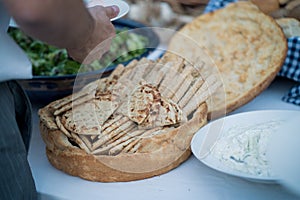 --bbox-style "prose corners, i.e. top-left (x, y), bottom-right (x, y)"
top-left (29, 77), bottom-right (300, 200)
